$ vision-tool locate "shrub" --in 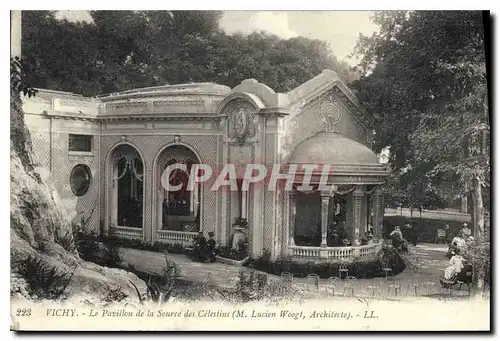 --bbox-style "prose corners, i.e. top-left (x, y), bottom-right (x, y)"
top-left (216, 246), bottom-right (245, 261)
top-left (129, 252), bottom-right (180, 304)
top-left (383, 215), bottom-right (466, 242)
top-left (18, 255), bottom-right (75, 300)
top-left (76, 232), bottom-right (121, 268)
top-left (56, 211), bottom-right (95, 253)
top-left (103, 237), bottom-right (188, 255)
top-left (246, 247), bottom-right (405, 279)
top-left (55, 230), bottom-right (77, 253)
top-left (103, 286), bottom-right (128, 303)
top-left (465, 226), bottom-right (491, 286)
